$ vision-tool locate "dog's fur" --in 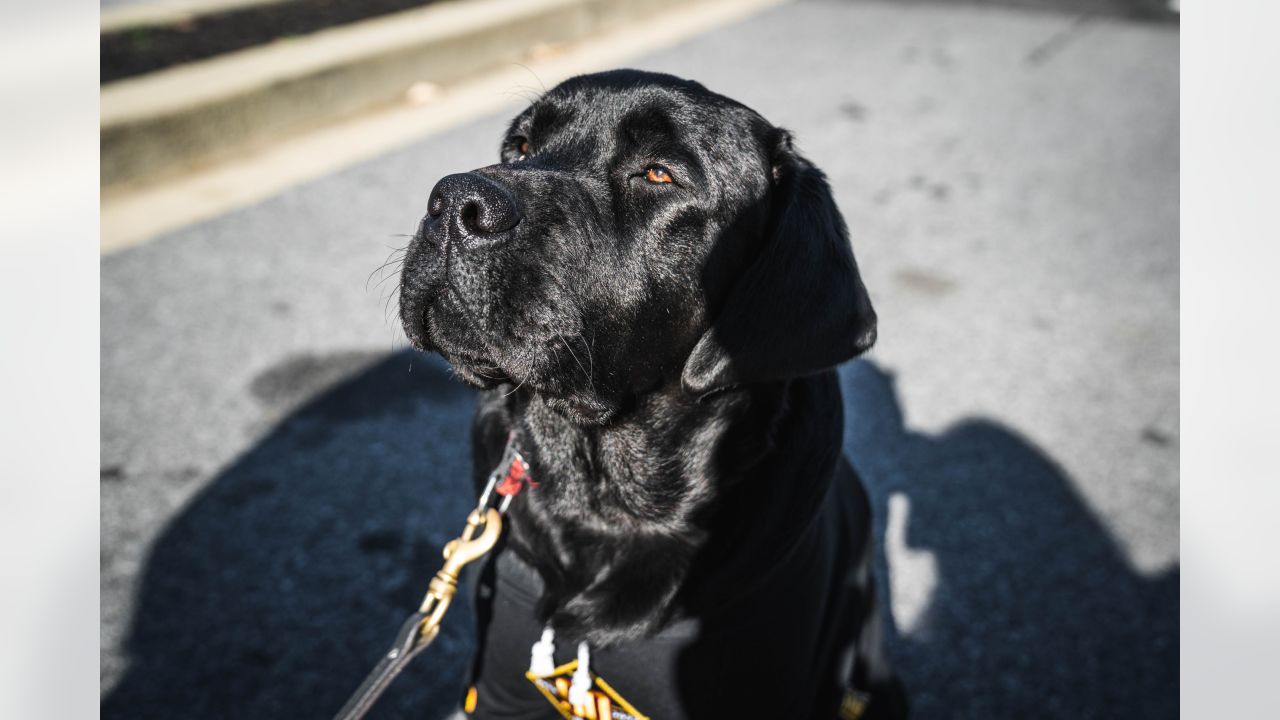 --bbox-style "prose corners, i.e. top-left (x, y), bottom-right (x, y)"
top-left (400, 70), bottom-right (902, 718)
